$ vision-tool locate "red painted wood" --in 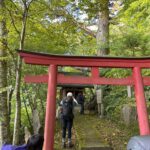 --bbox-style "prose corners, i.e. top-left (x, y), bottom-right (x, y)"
top-left (43, 65), bottom-right (57, 150)
top-left (91, 67), bottom-right (99, 78)
top-left (58, 74), bottom-right (134, 85)
top-left (19, 51), bottom-right (150, 68)
top-left (25, 74), bottom-right (134, 85)
top-left (25, 74), bottom-right (150, 86)
top-left (23, 57), bottom-right (150, 68)
top-left (133, 67), bottom-right (150, 135)
top-left (25, 75), bottom-right (48, 83)
top-left (143, 77), bottom-right (150, 85)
